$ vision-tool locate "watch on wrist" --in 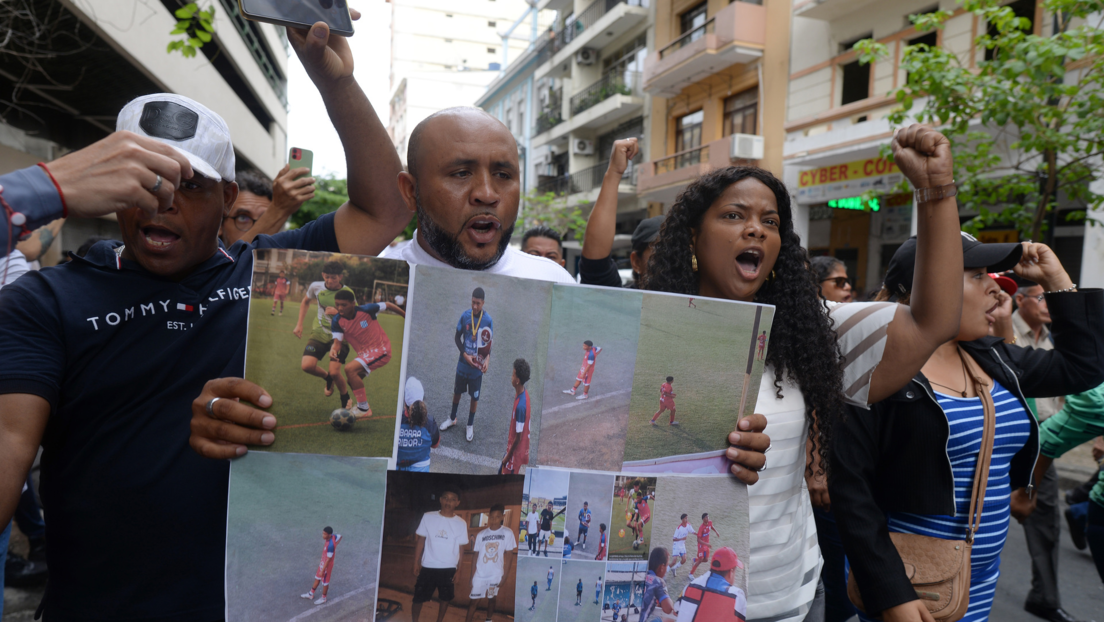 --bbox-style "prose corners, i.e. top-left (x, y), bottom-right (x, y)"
top-left (914, 181), bottom-right (957, 204)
